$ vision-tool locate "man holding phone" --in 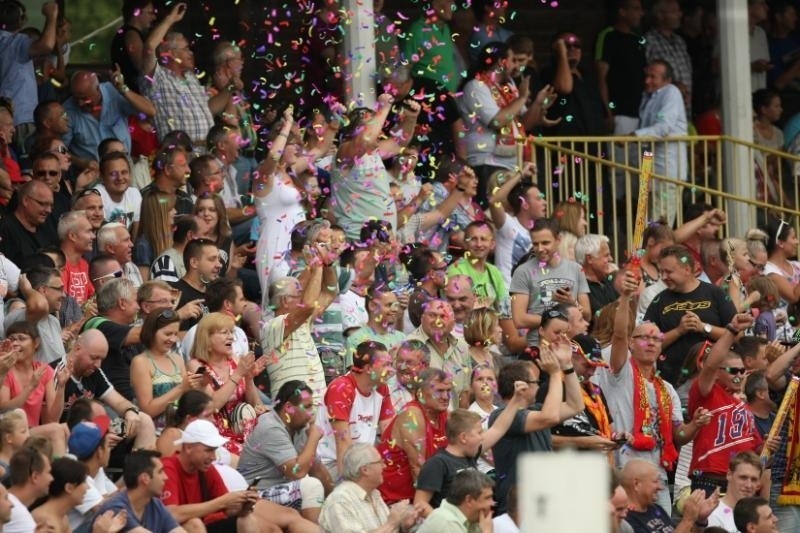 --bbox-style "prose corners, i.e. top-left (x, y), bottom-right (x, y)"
top-left (510, 217), bottom-right (591, 347)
